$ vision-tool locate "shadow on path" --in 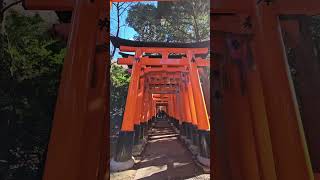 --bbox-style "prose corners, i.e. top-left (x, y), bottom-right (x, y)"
top-left (133, 119), bottom-right (209, 180)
